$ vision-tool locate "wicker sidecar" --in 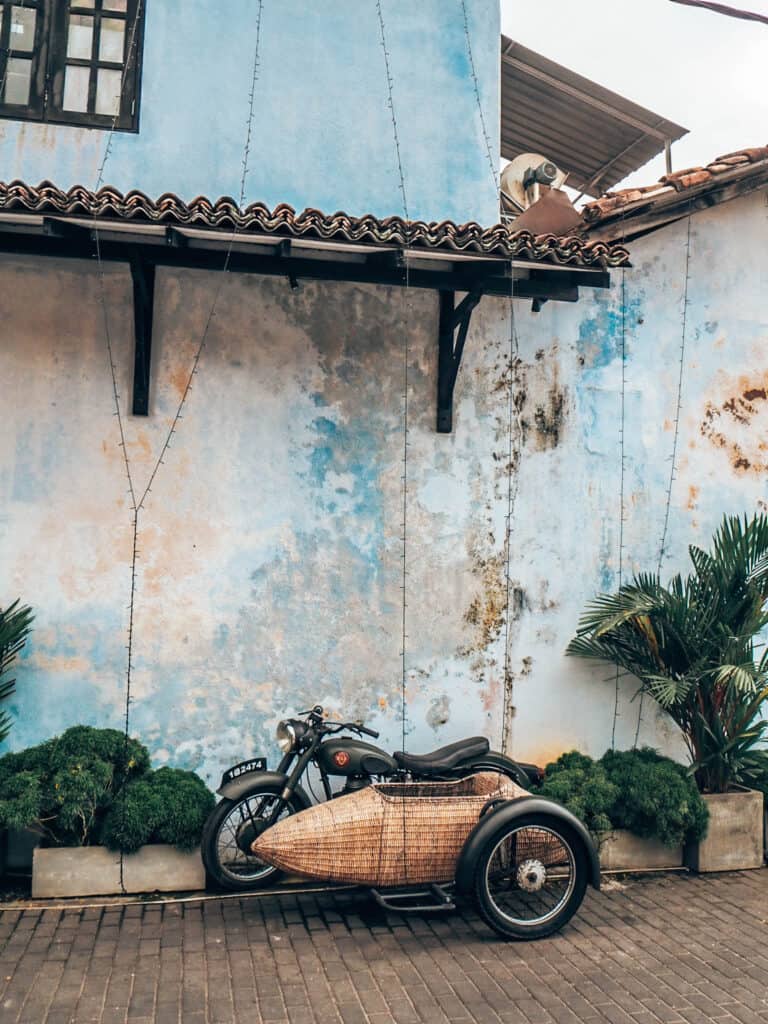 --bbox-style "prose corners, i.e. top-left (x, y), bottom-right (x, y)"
top-left (252, 771), bottom-right (600, 940)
